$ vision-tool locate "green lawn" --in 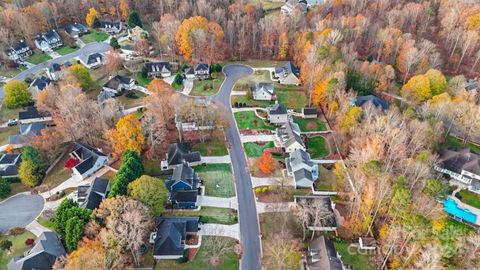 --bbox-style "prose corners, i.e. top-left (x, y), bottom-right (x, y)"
top-left (155, 237), bottom-right (239, 270)
top-left (42, 149), bottom-right (72, 189)
top-left (335, 241), bottom-right (376, 270)
top-left (440, 135), bottom-right (480, 155)
top-left (163, 207), bottom-right (237, 225)
top-left (194, 163), bottom-right (232, 173)
top-left (190, 73), bottom-right (225, 96)
top-left (243, 142), bottom-right (274, 157)
top-left (276, 88), bottom-right (307, 109)
top-left (234, 111), bottom-right (275, 130)
top-left (307, 136), bottom-right (330, 159)
top-left (26, 53), bottom-right (52, 65)
top-left (192, 139), bottom-right (228, 156)
top-left (294, 117), bottom-right (327, 132)
top-left (0, 126), bottom-right (18, 145)
top-left (37, 217), bottom-right (55, 230)
top-left (199, 169), bottom-right (235, 197)
top-left (456, 189), bottom-right (480, 209)
top-left (117, 92), bottom-right (146, 109)
top-left (80, 31), bottom-right (109, 43)
top-left (234, 70), bottom-right (271, 90)
top-left (135, 72), bottom-right (152, 87)
top-left (172, 81), bottom-right (183, 91)
top-left (314, 165), bottom-right (338, 191)
top-left (0, 231), bottom-right (36, 269)
top-left (55, 46), bottom-right (79, 55)
top-left (231, 95), bottom-right (273, 108)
